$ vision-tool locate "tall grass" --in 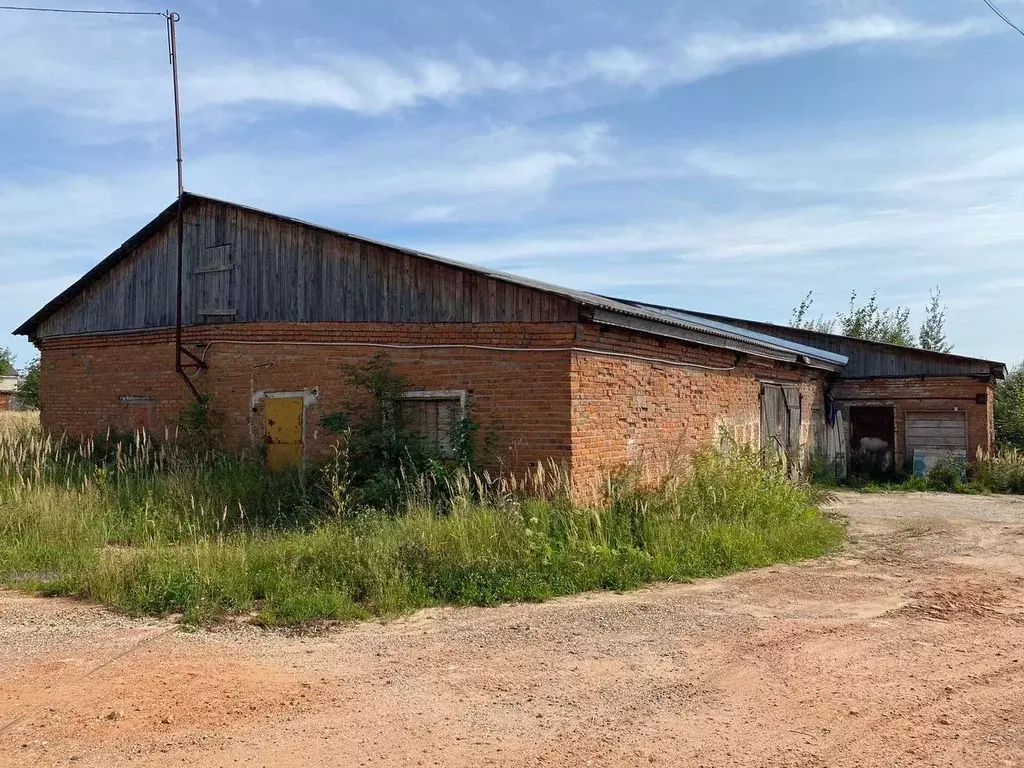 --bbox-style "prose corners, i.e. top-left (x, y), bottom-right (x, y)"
top-left (0, 410), bottom-right (39, 436)
top-left (0, 417), bottom-right (843, 626)
top-left (843, 449), bottom-right (1024, 495)
top-left (972, 448), bottom-right (1024, 494)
